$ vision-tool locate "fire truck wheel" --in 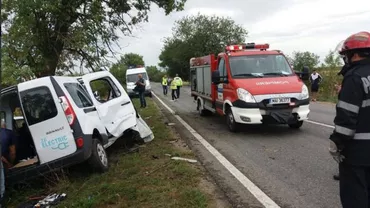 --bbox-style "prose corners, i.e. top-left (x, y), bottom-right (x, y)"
top-left (226, 108), bottom-right (239, 132)
top-left (197, 100), bottom-right (206, 116)
top-left (288, 120), bottom-right (304, 129)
